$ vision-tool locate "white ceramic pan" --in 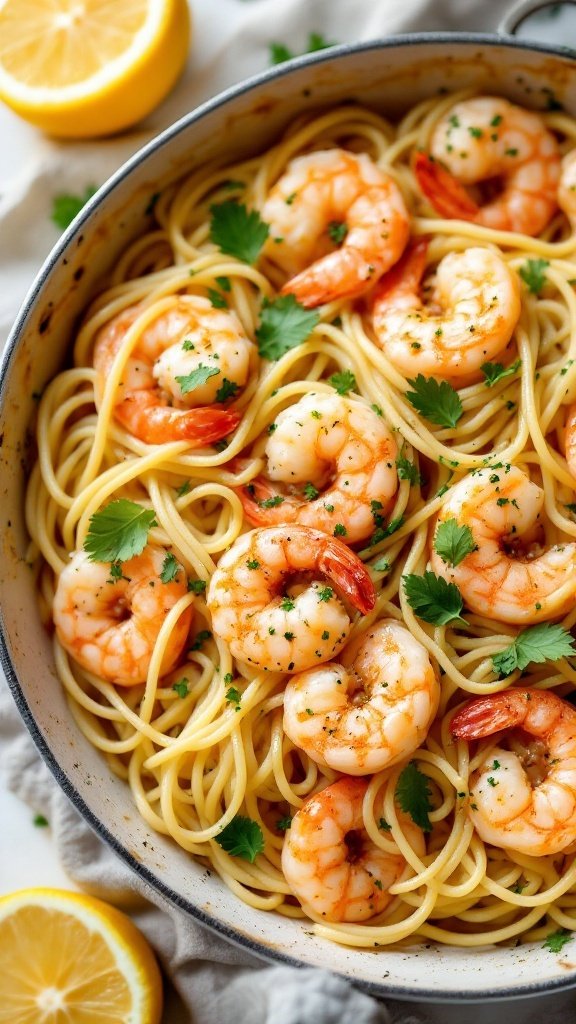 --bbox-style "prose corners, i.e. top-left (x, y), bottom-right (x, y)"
top-left (2, 0), bottom-right (576, 1008)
